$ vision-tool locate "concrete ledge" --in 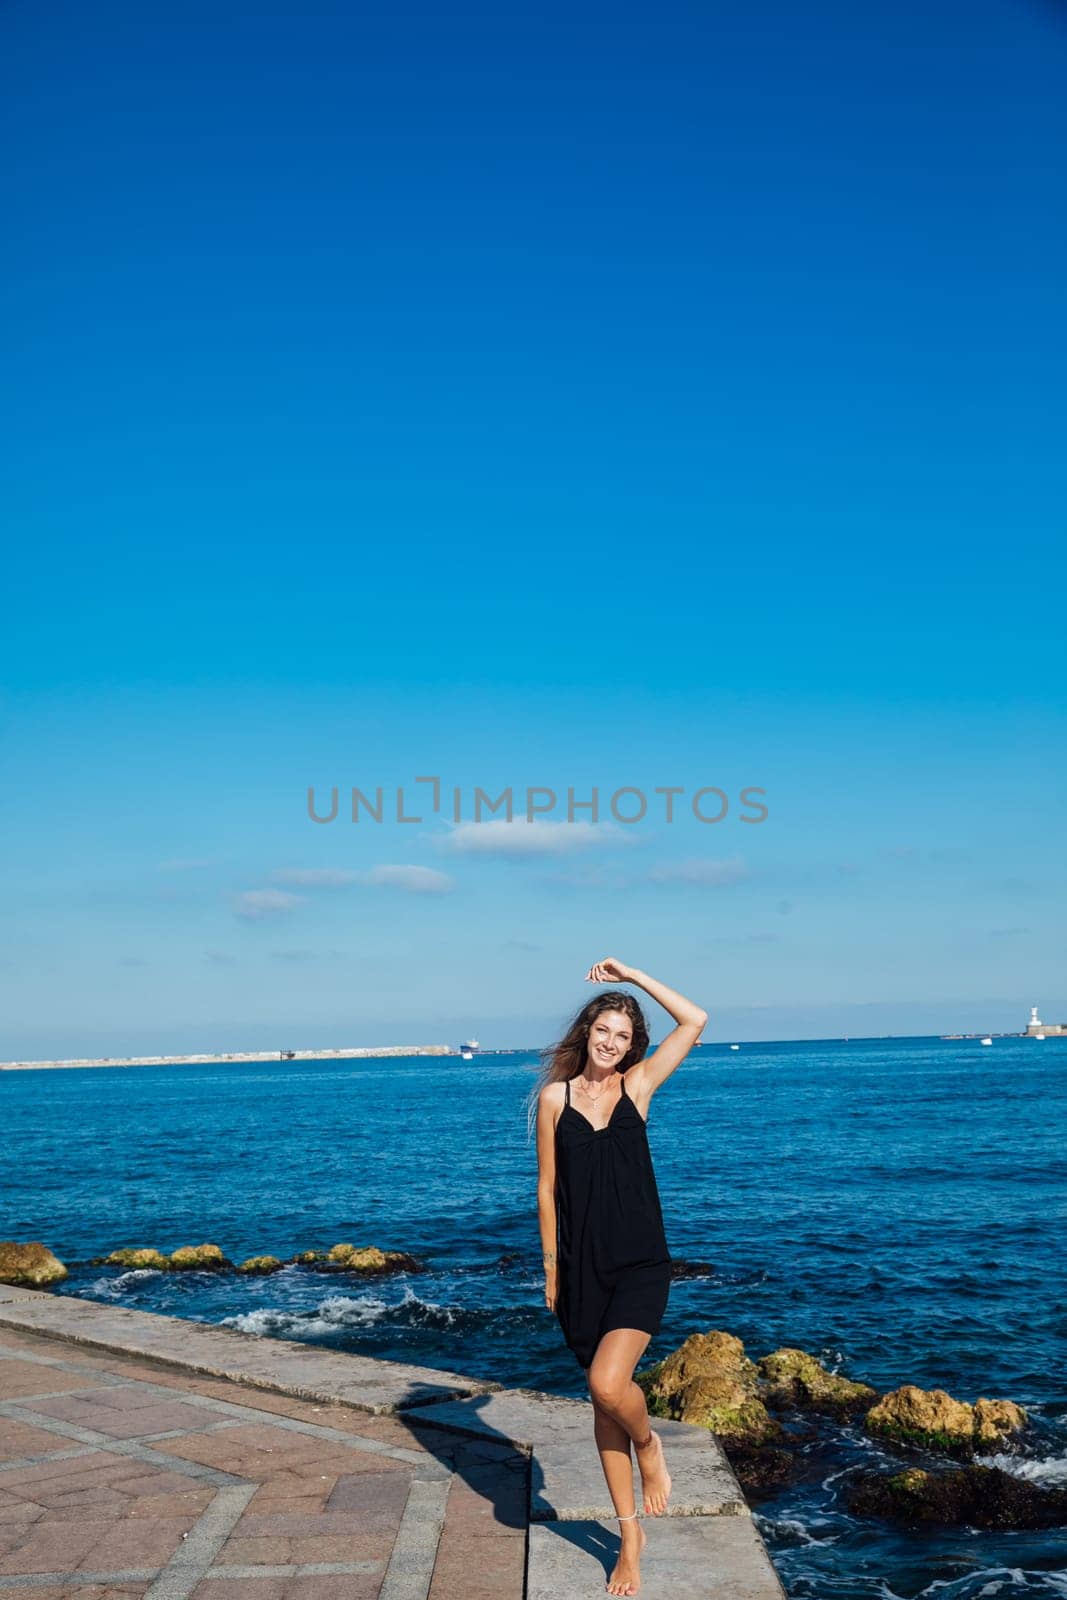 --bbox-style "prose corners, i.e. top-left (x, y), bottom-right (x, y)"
top-left (405, 1392), bottom-right (747, 1519)
top-left (528, 1515), bottom-right (786, 1599)
top-left (0, 1285), bottom-right (500, 1413)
